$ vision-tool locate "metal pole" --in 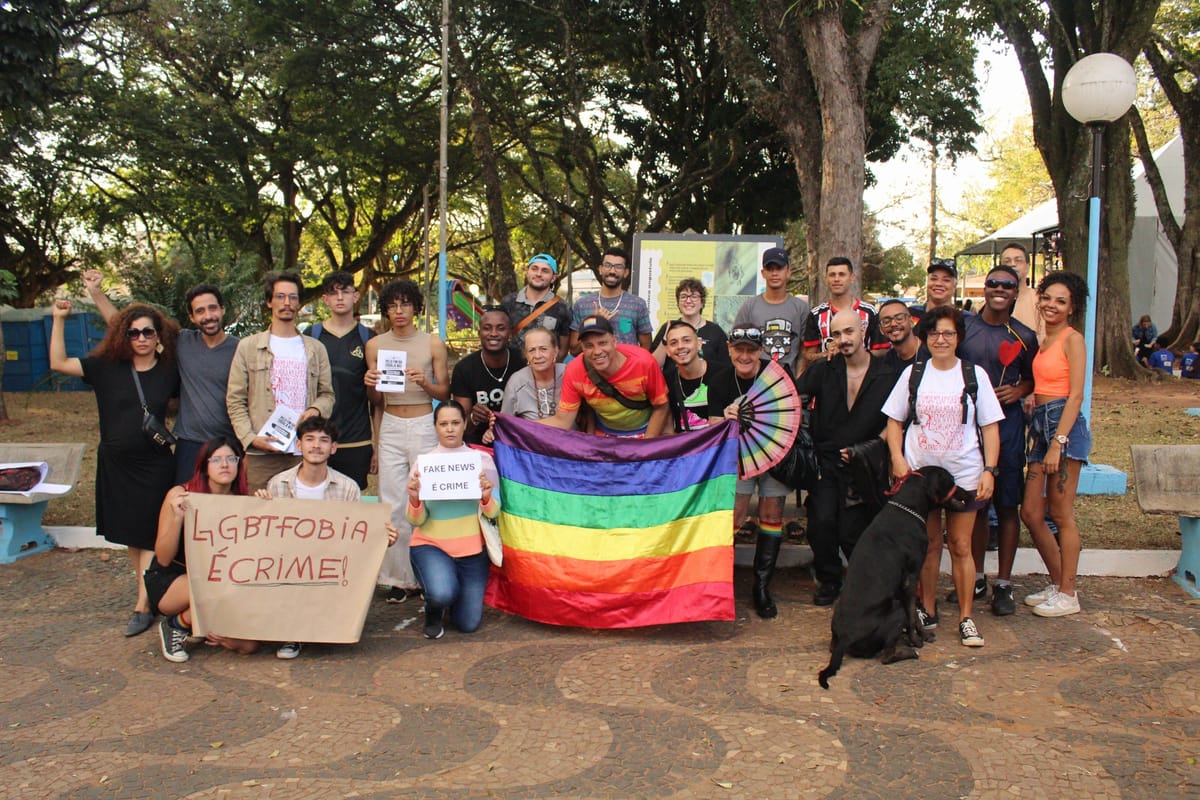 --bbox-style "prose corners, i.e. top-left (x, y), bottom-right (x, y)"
top-left (437, 0), bottom-right (449, 340)
top-left (422, 184), bottom-right (431, 330)
top-left (1082, 124), bottom-right (1103, 421)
